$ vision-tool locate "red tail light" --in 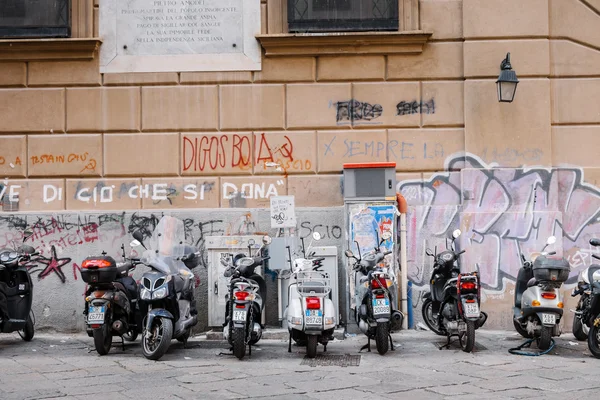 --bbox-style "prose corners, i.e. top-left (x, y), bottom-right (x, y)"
top-left (460, 281), bottom-right (476, 291)
top-left (306, 297), bottom-right (321, 309)
top-left (466, 299), bottom-right (476, 303)
top-left (371, 277), bottom-right (387, 289)
top-left (541, 292), bottom-right (556, 299)
top-left (82, 259), bottom-right (112, 269)
top-left (234, 291), bottom-right (250, 301)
